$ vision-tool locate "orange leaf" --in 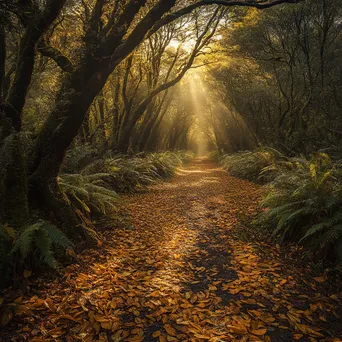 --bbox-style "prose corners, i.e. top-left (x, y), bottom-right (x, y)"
top-left (153, 331), bottom-right (161, 338)
top-left (164, 324), bottom-right (176, 336)
top-left (227, 324), bottom-right (248, 335)
top-left (251, 328), bottom-right (267, 336)
top-left (313, 276), bottom-right (326, 283)
top-left (293, 334), bottom-right (303, 340)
